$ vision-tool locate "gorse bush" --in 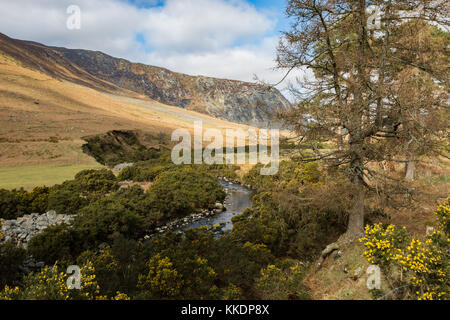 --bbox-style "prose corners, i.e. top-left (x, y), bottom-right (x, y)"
top-left (359, 198), bottom-right (450, 300)
top-left (243, 160), bottom-right (321, 192)
top-left (0, 186), bottom-right (50, 219)
top-left (0, 262), bottom-right (123, 300)
top-left (46, 190), bottom-right (88, 216)
top-left (24, 186), bottom-right (50, 214)
top-left (46, 169), bottom-right (118, 214)
top-left (0, 241), bottom-right (26, 288)
top-left (255, 260), bottom-right (310, 300)
top-left (118, 162), bottom-right (173, 182)
top-left (136, 228), bottom-right (273, 299)
top-left (359, 224), bottom-right (408, 267)
top-left (27, 224), bottom-right (85, 266)
top-left (146, 166), bottom-right (226, 218)
top-left (73, 169), bottom-right (119, 195)
top-left (232, 191), bottom-right (346, 259)
top-left (138, 254), bottom-right (185, 298)
top-left (0, 189), bottom-right (30, 219)
top-left (117, 152), bottom-right (240, 182)
top-left (74, 197), bottom-right (147, 243)
top-left (50, 169), bottom-right (118, 198)
top-left (435, 197), bottom-right (450, 235)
